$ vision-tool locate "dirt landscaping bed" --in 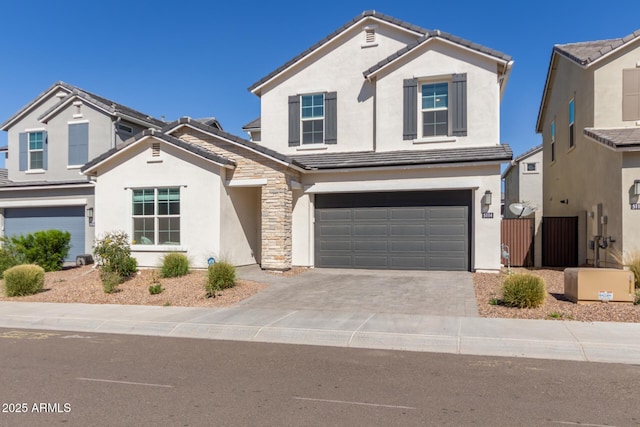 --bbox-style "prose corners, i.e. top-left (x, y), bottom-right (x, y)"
top-left (0, 265), bottom-right (267, 308)
top-left (473, 268), bottom-right (640, 323)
